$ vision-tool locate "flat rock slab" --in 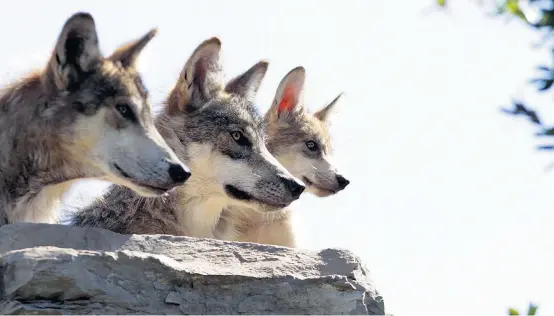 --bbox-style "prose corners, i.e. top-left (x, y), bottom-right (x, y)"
top-left (0, 223), bottom-right (385, 315)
